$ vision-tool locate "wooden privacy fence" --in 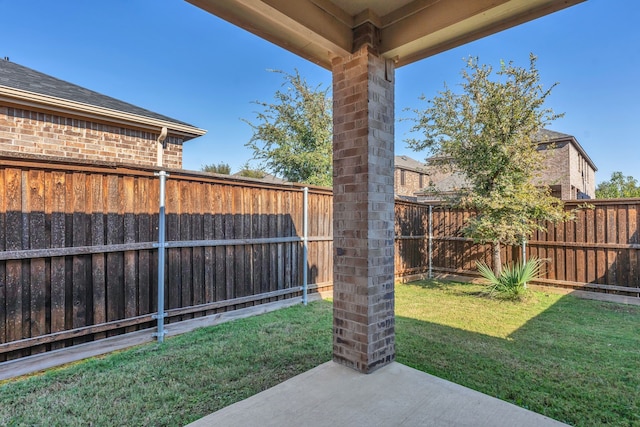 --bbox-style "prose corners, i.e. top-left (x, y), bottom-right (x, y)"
top-left (394, 199), bottom-right (640, 296)
top-left (1, 154), bottom-right (639, 362)
top-left (0, 154), bottom-right (333, 361)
